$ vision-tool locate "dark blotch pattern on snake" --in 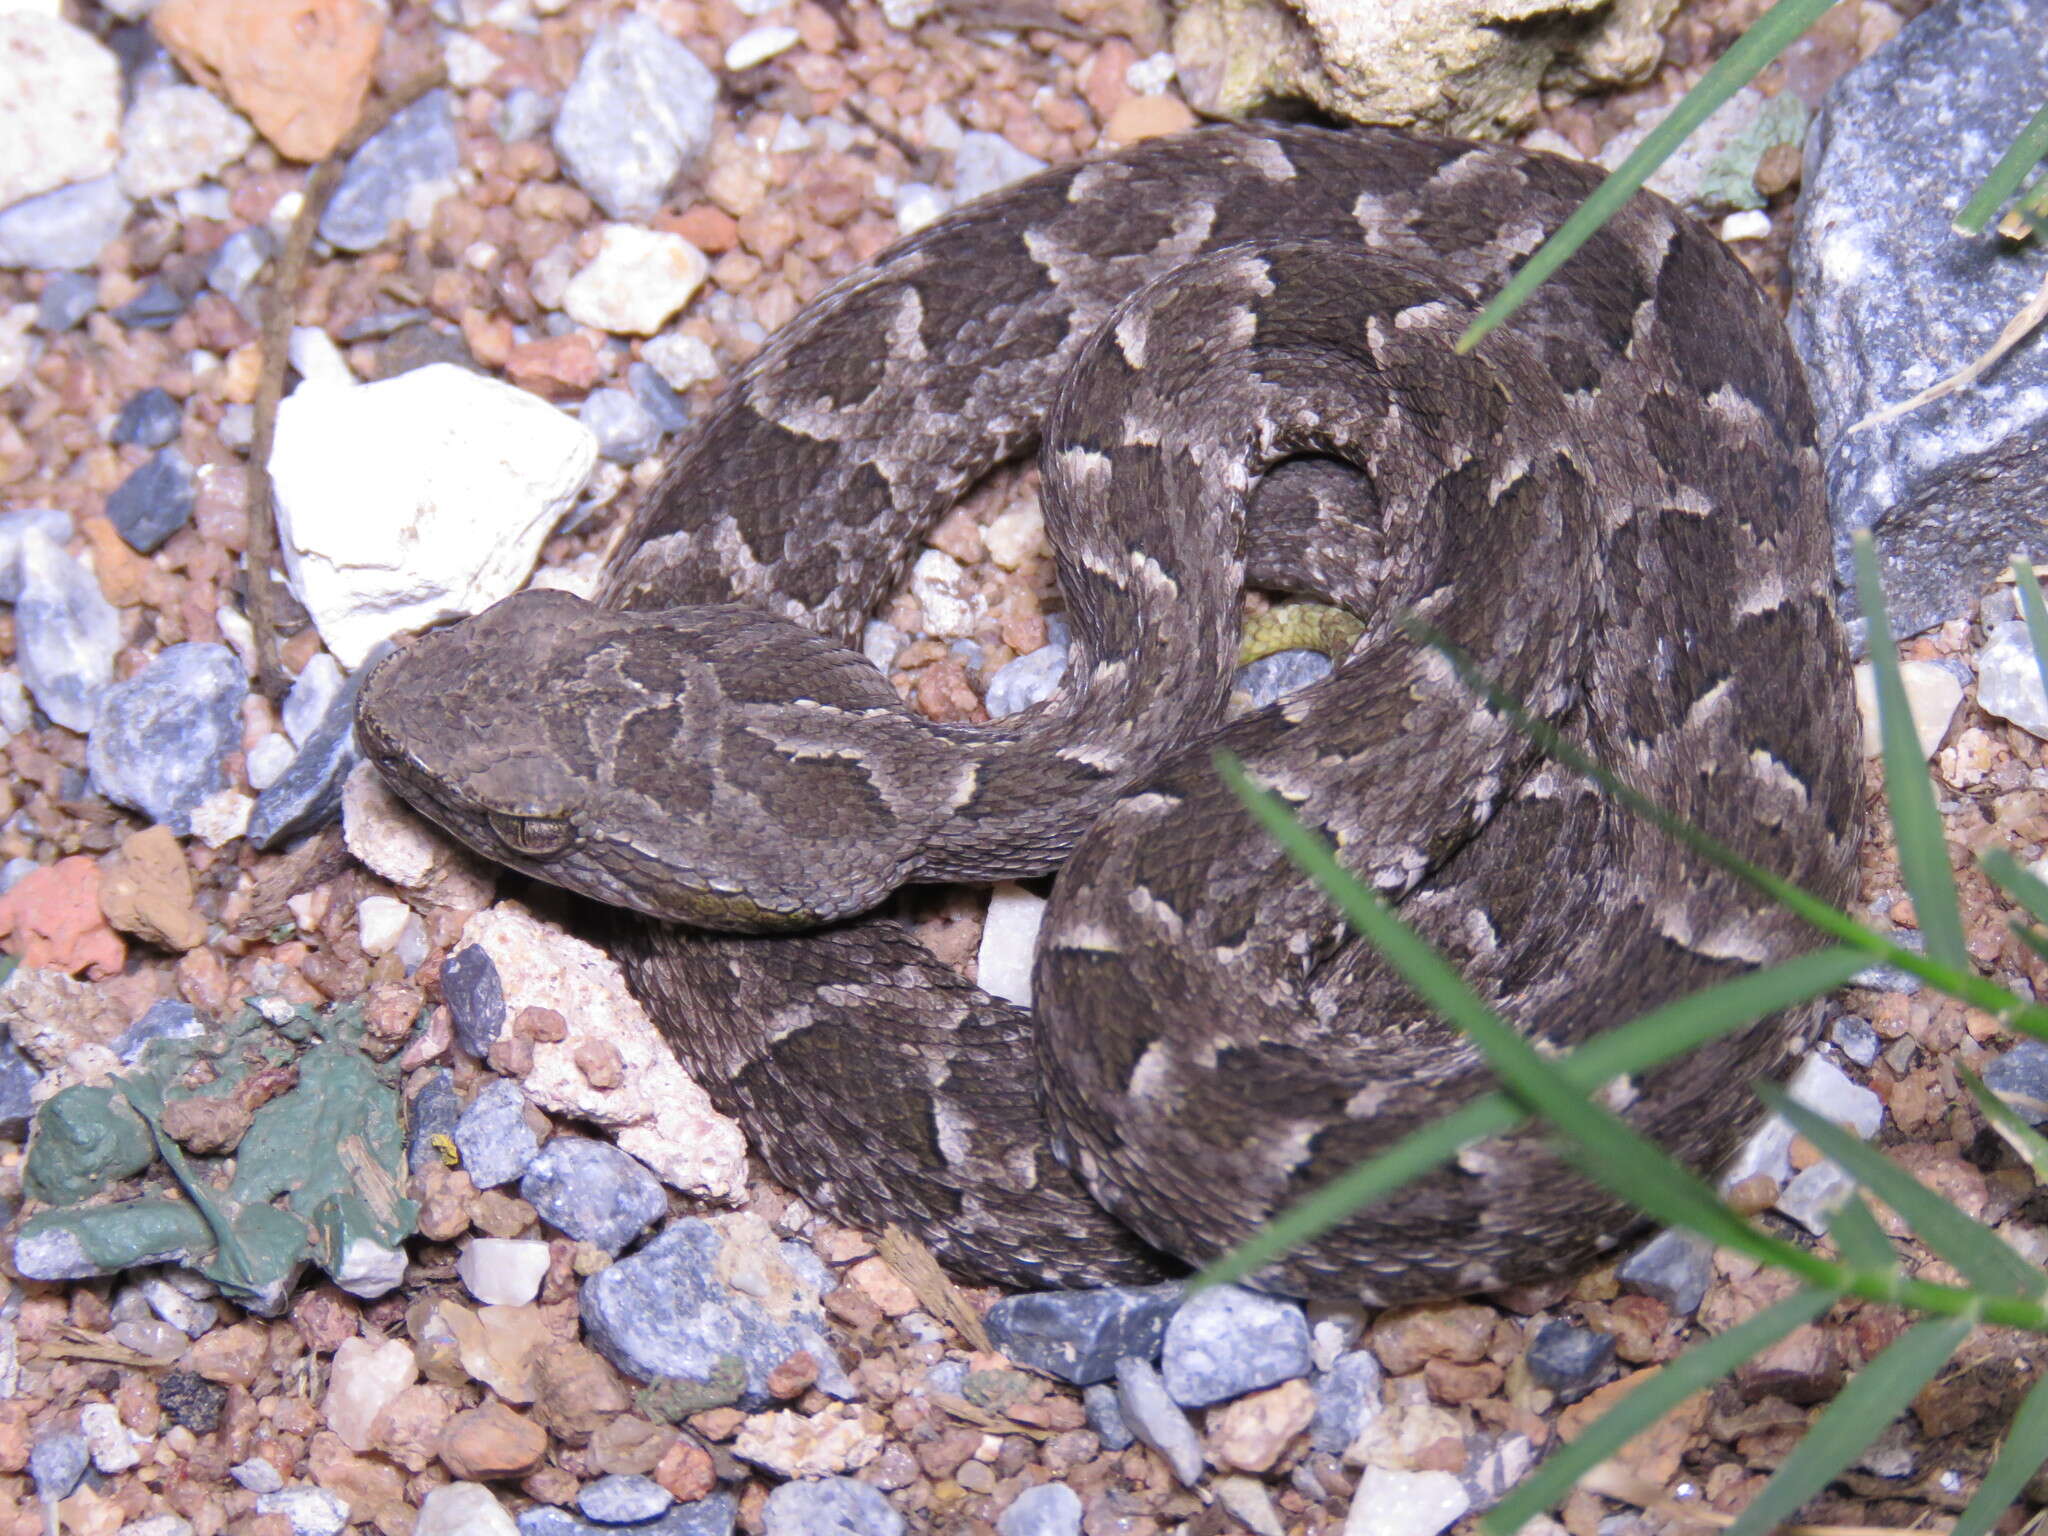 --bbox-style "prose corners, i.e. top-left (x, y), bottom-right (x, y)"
top-left (357, 125), bottom-right (1861, 1302)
